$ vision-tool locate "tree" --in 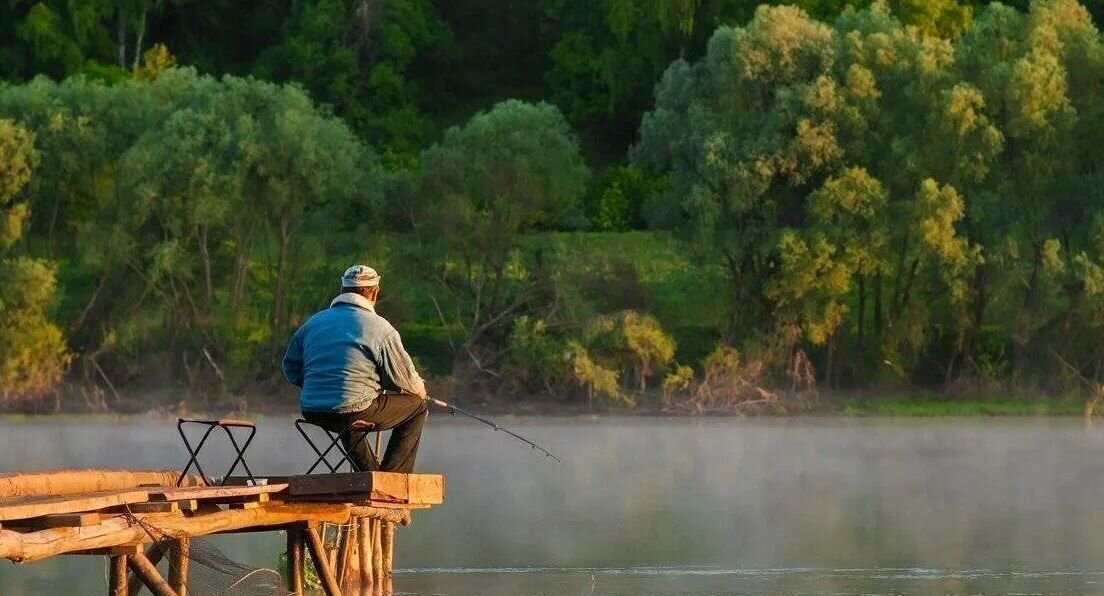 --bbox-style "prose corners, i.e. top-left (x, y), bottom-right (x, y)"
top-left (256, 0), bottom-right (449, 160)
top-left (415, 100), bottom-right (589, 373)
top-left (0, 118), bottom-right (70, 403)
